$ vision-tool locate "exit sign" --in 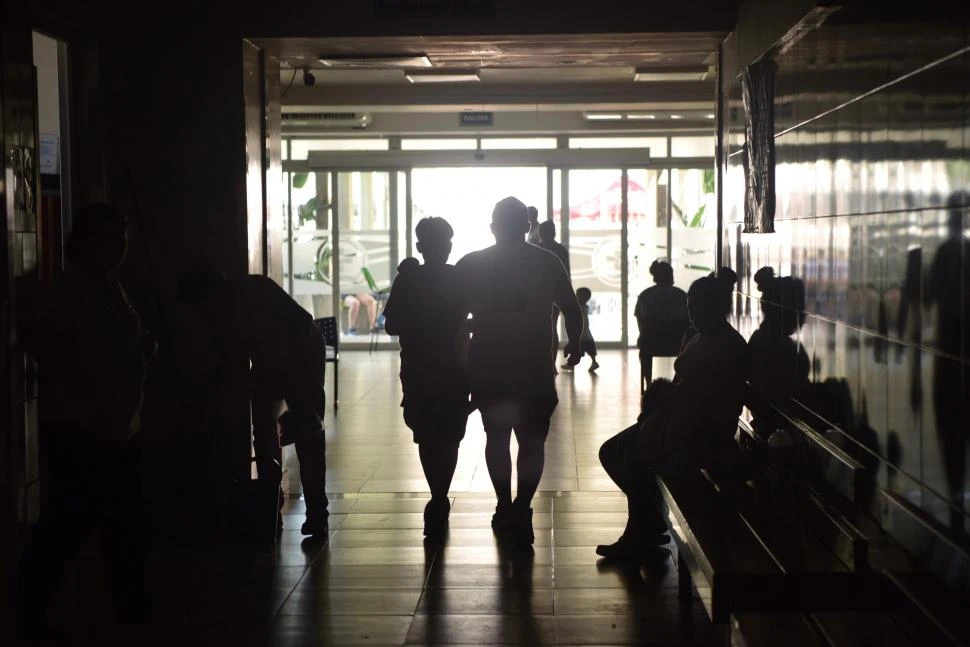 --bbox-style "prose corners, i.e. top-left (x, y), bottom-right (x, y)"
top-left (459, 111), bottom-right (493, 127)
top-left (375, 0), bottom-right (493, 17)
